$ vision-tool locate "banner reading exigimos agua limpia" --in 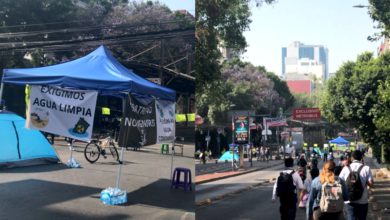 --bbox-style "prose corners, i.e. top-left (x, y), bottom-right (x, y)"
top-left (118, 94), bottom-right (175, 148)
top-left (26, 85), bottom-right (98, 141)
